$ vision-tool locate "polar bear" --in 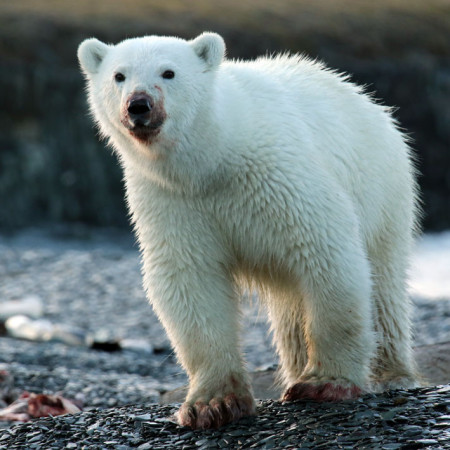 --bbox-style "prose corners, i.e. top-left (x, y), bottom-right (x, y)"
top-left (78, 32), bottom-right (420, 429)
